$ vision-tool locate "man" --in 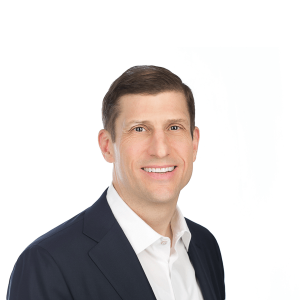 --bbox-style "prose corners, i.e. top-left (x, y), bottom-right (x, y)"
top-left (7, 65), bottom-right (225, 300)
